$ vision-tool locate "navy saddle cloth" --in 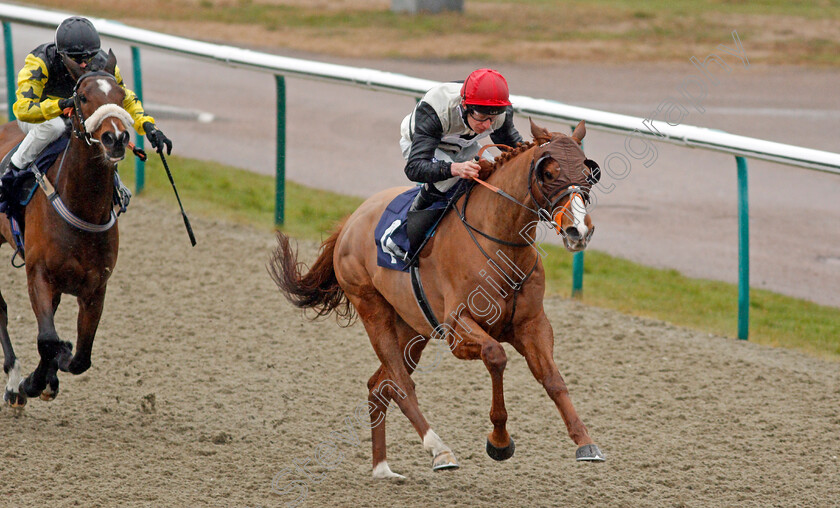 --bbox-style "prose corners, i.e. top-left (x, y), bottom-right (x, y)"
top-left (0, 134), bottom-right (70, 235)
top-left (374, 183), bottom-right (465, 272)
